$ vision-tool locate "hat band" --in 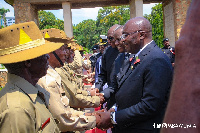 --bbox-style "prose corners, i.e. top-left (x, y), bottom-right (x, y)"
top-left (0, 38), bottom-right (45, 56)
